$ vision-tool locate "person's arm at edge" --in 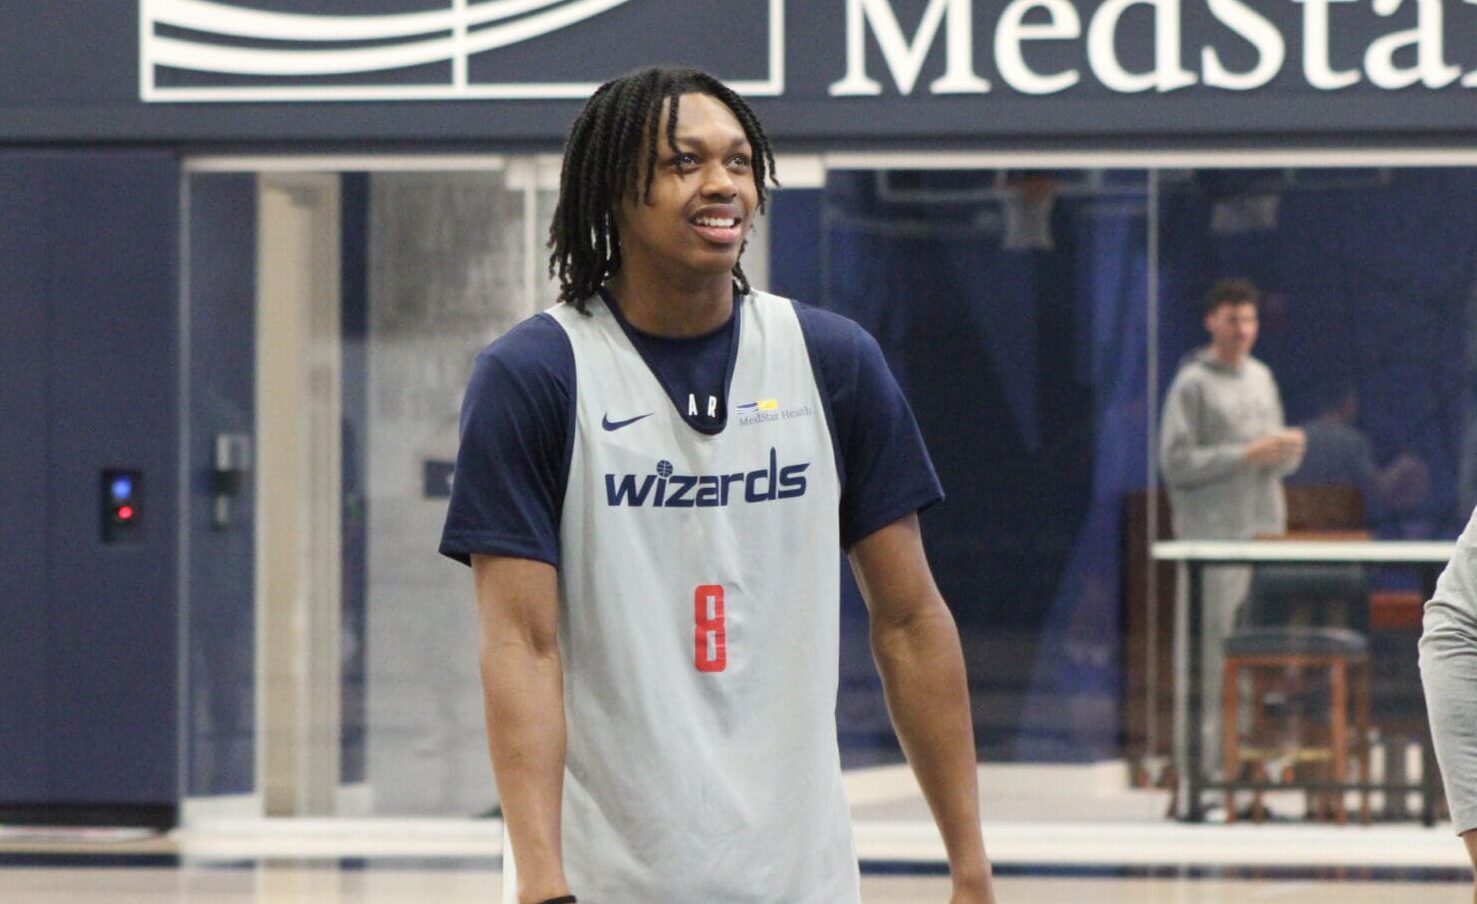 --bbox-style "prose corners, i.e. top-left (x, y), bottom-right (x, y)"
top-left (1421, 593), bottom-right (1477, 900)
top-left (1418, 511), bottom-right (1477, 900)
top-left (473, 554), bottom-right (571, 904)
top-left (850, 513), bottom-right (994, 904)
